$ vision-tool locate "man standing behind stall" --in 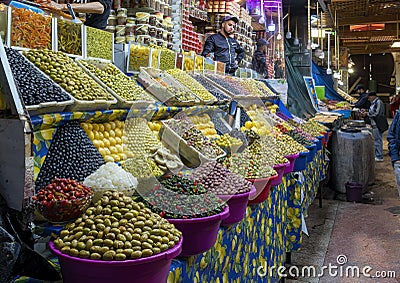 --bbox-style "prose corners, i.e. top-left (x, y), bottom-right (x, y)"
top-left (251, 38), bottom-right (269, 78)
top-left (39, 0), bottom-right (112, 30)
top-left (353, 84), bottom-right (370, 110)
top-left (202, 16), bottom-right (245, 75)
